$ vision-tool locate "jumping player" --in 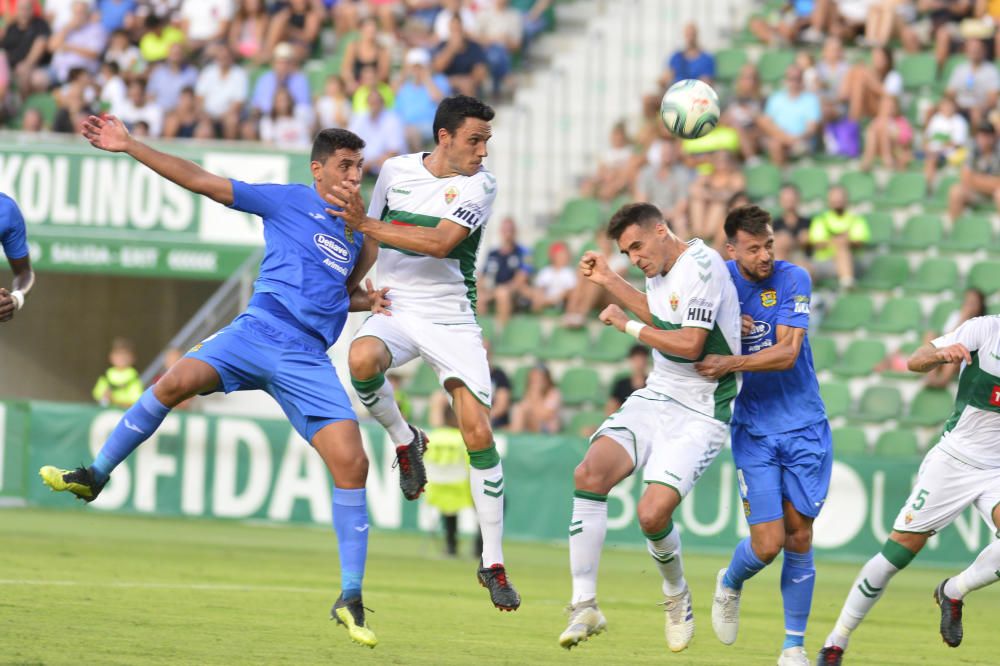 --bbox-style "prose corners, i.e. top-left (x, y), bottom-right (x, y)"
top-left (0, 192), bottom-right (36, 322)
